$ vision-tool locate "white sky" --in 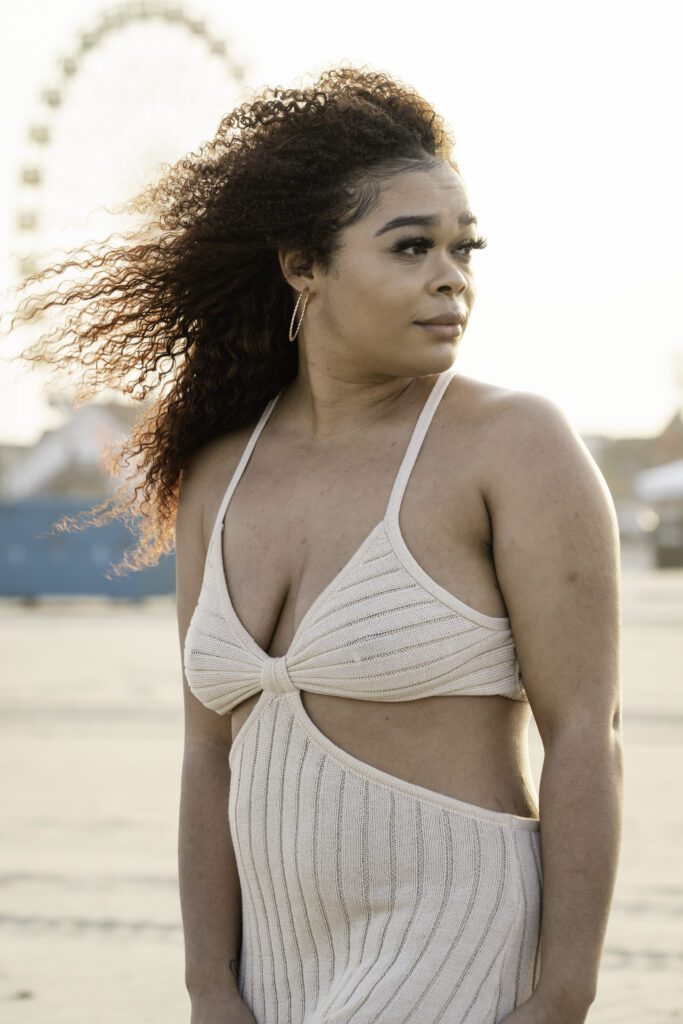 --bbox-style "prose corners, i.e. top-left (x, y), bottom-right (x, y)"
top-left (0, 0), bottom-right (680, 444)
